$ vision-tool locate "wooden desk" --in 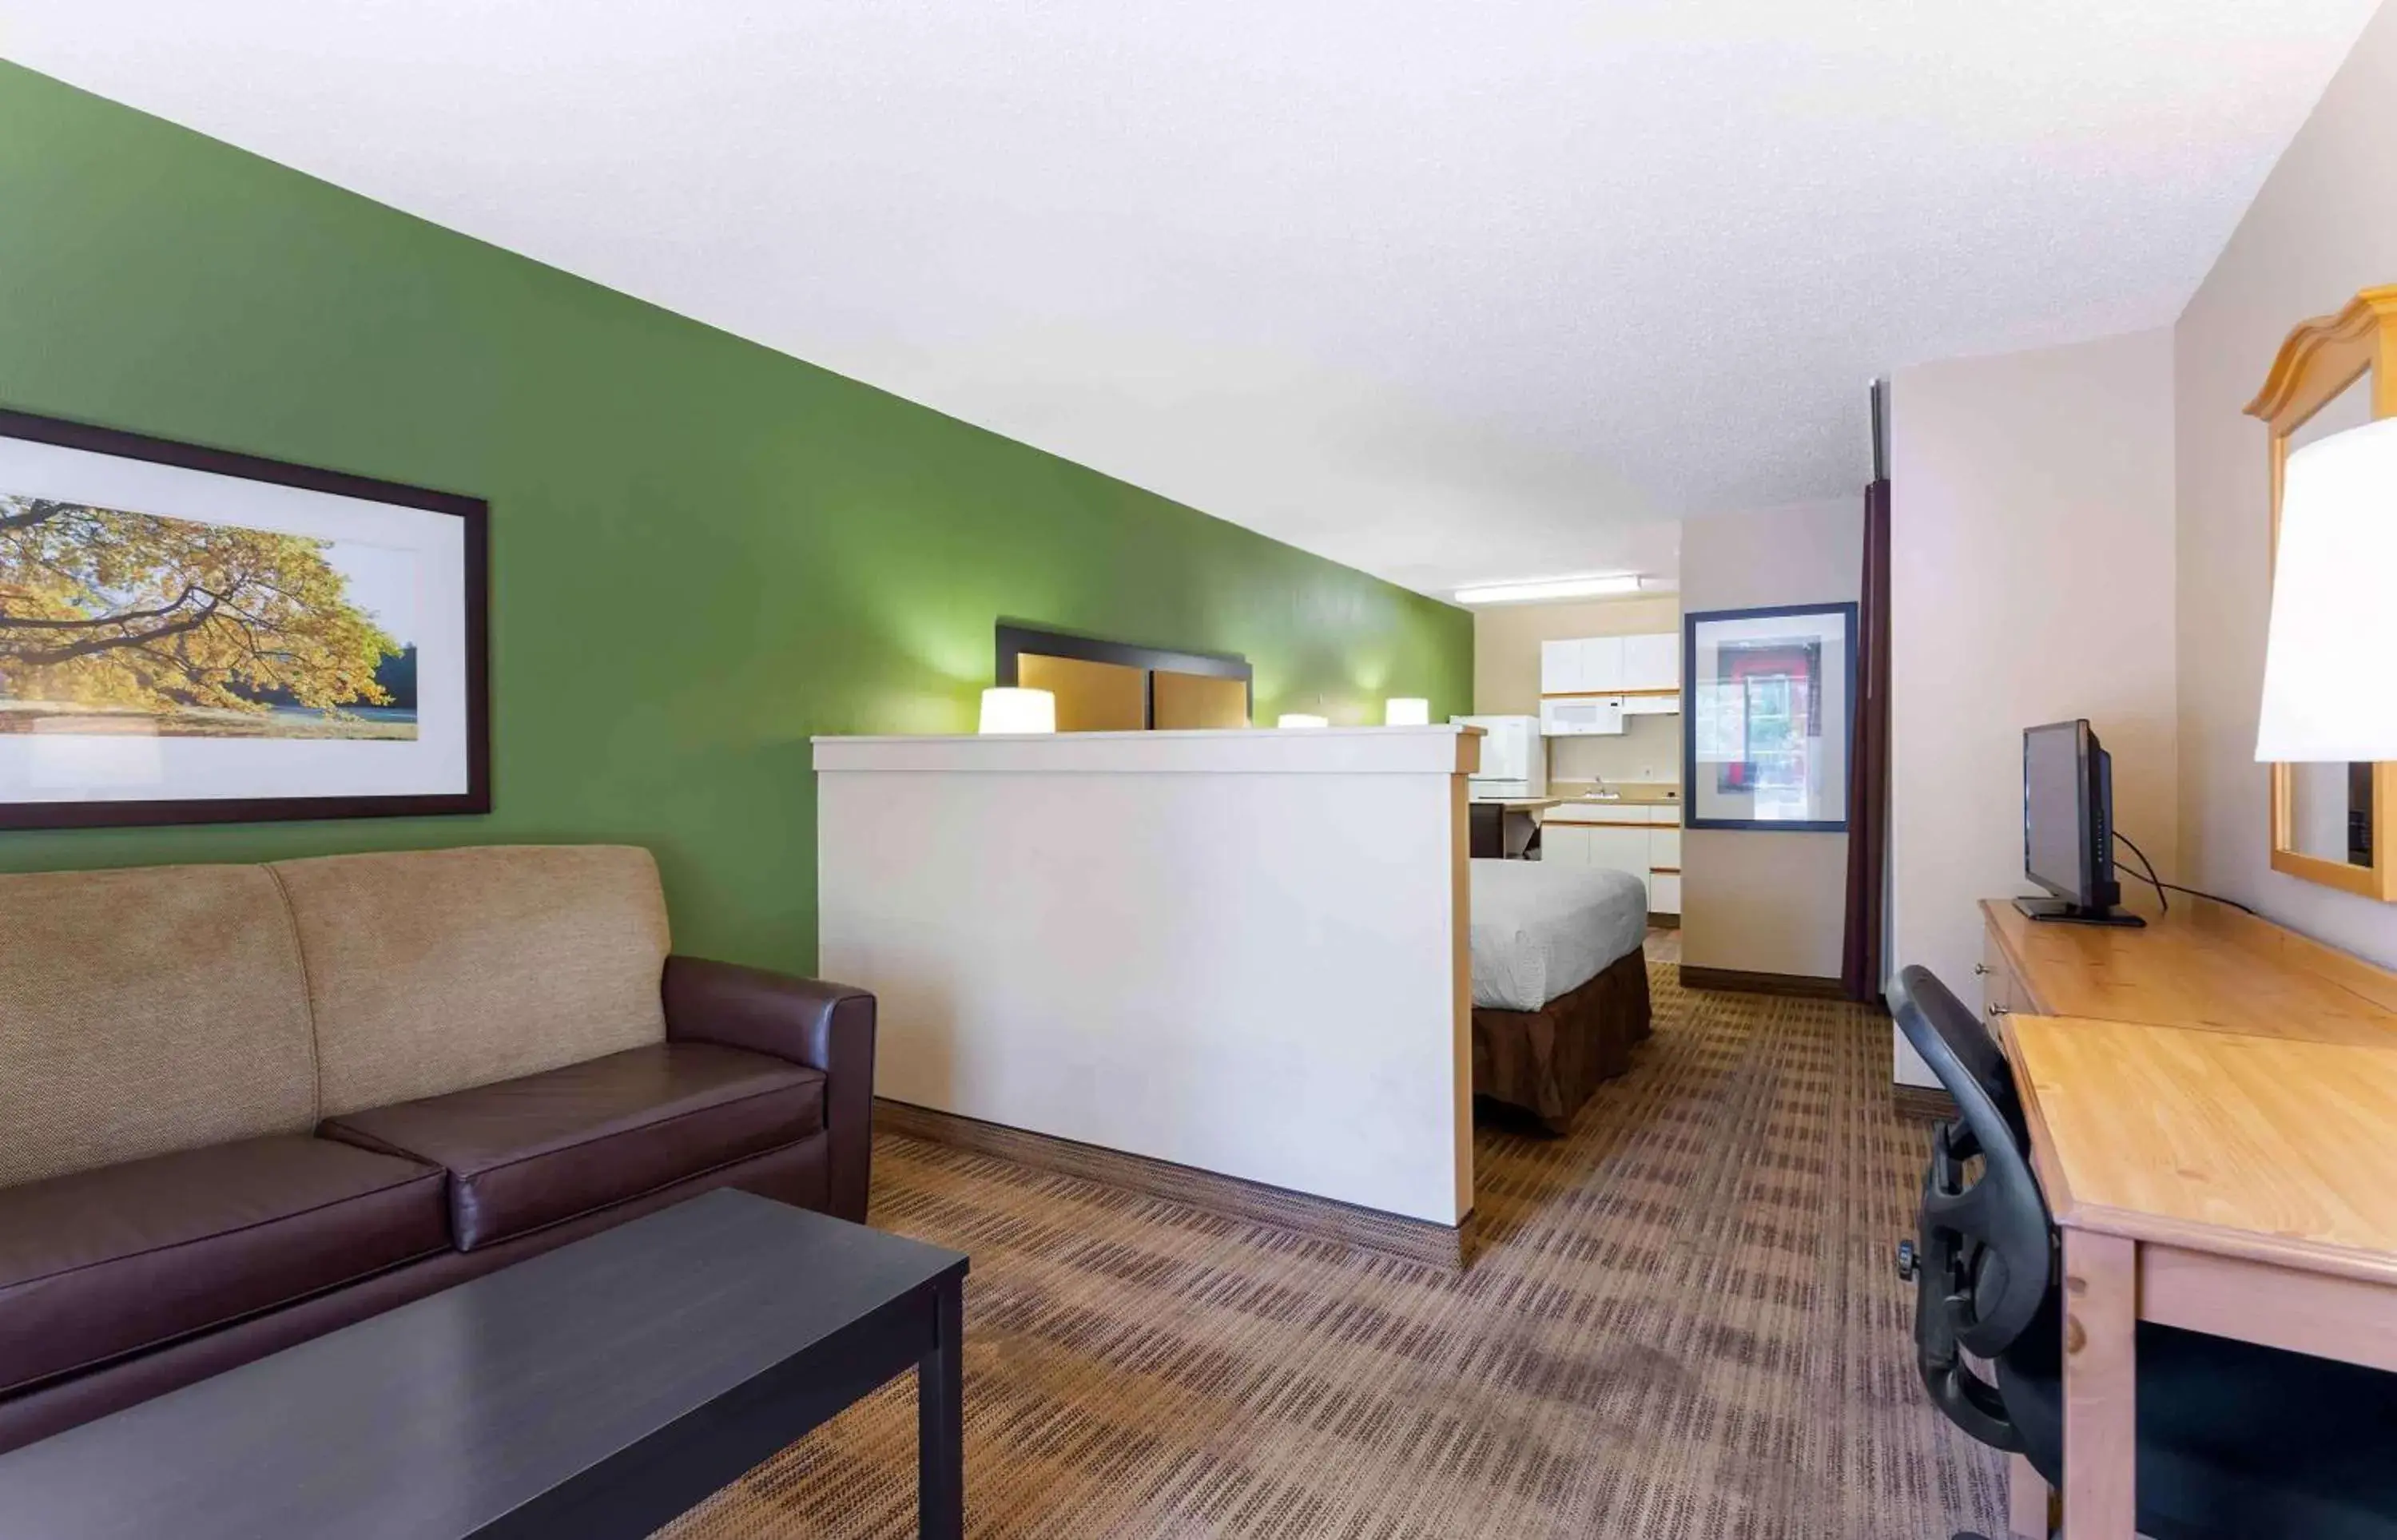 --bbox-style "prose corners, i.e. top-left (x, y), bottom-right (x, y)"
top-left (1468, 800), bottom-right (1556, 859)
top-left (1981, 894), bottom-right (2397, 1042)
top-left (1978, 899), bottom-right (2397, 1540)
